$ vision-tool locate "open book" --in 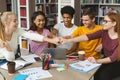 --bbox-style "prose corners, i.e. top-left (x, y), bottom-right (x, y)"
top-left (0, 60), bottom-right (32, 70)
top-left (70, 60), bottom-right (101, 72)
